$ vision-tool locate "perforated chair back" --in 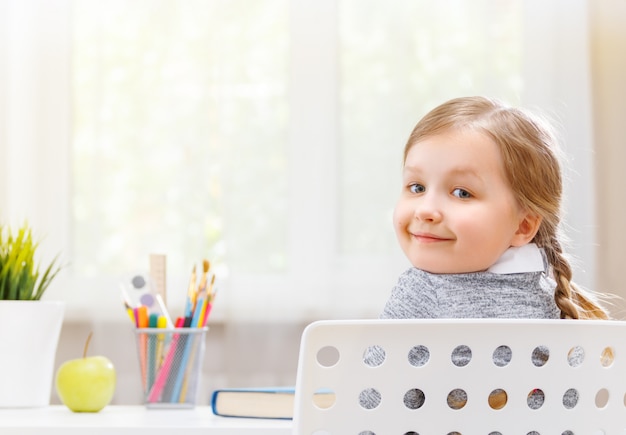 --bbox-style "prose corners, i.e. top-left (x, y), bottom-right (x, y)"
top-left (293, 319), bottom-right (626, 435)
